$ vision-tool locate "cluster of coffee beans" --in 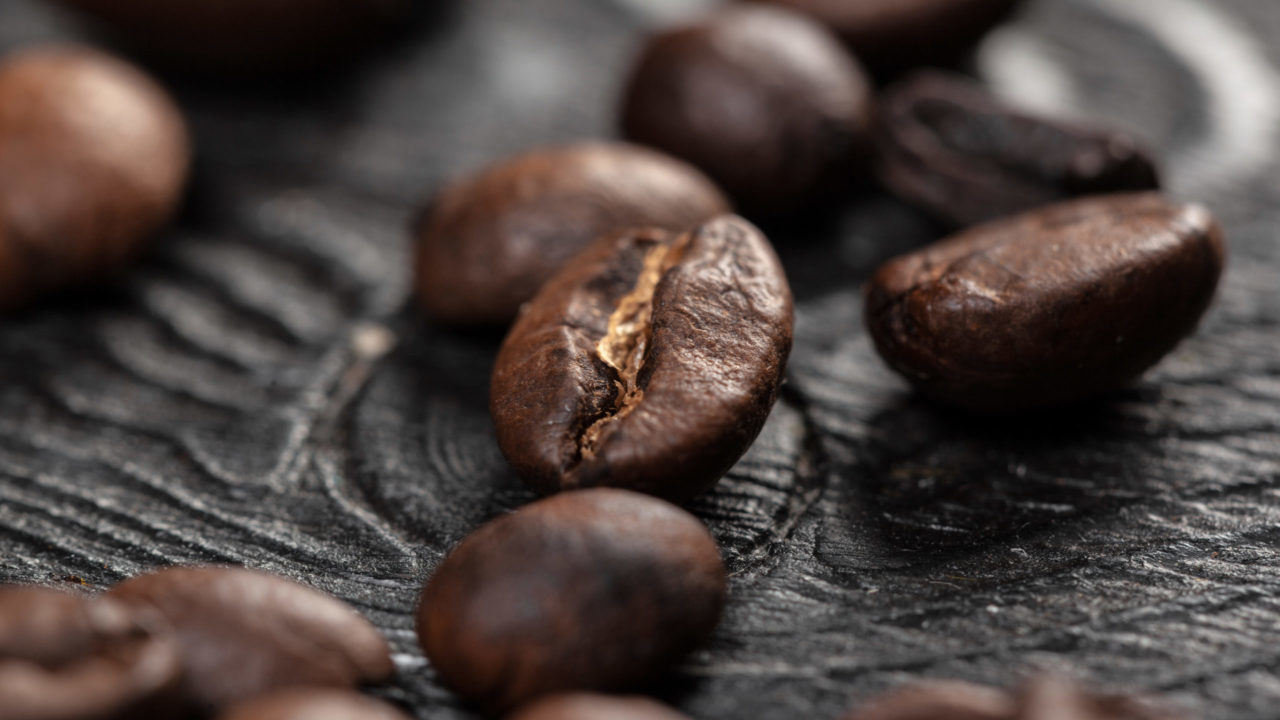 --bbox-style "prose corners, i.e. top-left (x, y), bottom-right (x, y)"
top-left (0, 567), bottom-right (408, 720)
top-left (0, 0), bottom-right (1227, 716)
top-left (405, 1), bottom-right (1222, 717)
